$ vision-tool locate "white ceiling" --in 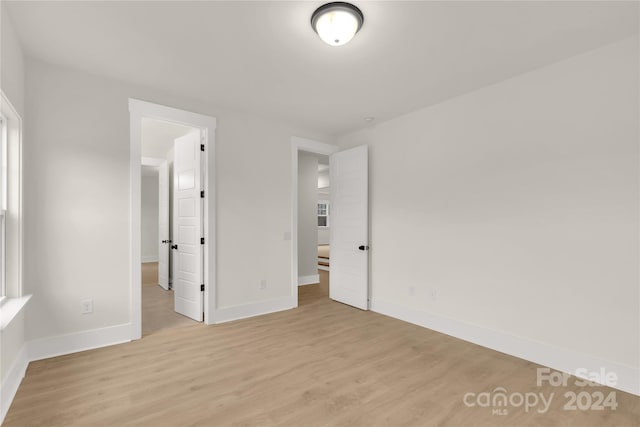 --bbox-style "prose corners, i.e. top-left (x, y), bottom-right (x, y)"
top-left (6, 1), bottom-right (639, 136)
